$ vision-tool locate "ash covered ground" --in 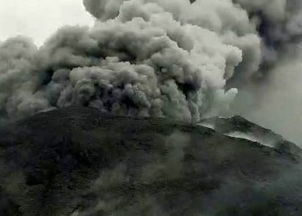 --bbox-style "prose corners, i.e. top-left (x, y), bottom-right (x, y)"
top-left (0, 107), bottom-right (301, 216)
